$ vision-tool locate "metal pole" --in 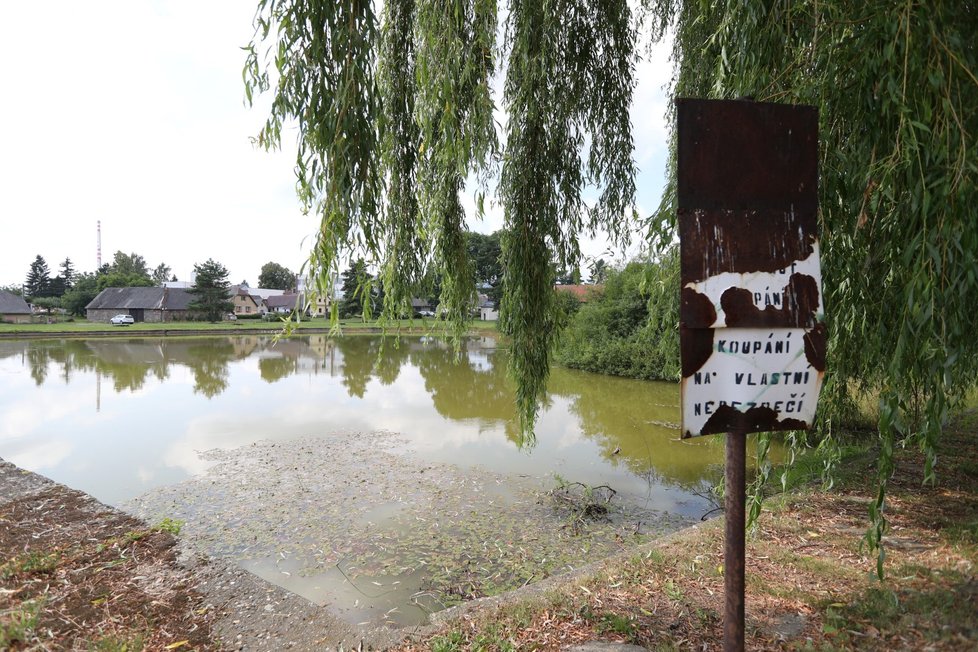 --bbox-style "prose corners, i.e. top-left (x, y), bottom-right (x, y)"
top-left (724, 428), bottom-right (746, 652)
